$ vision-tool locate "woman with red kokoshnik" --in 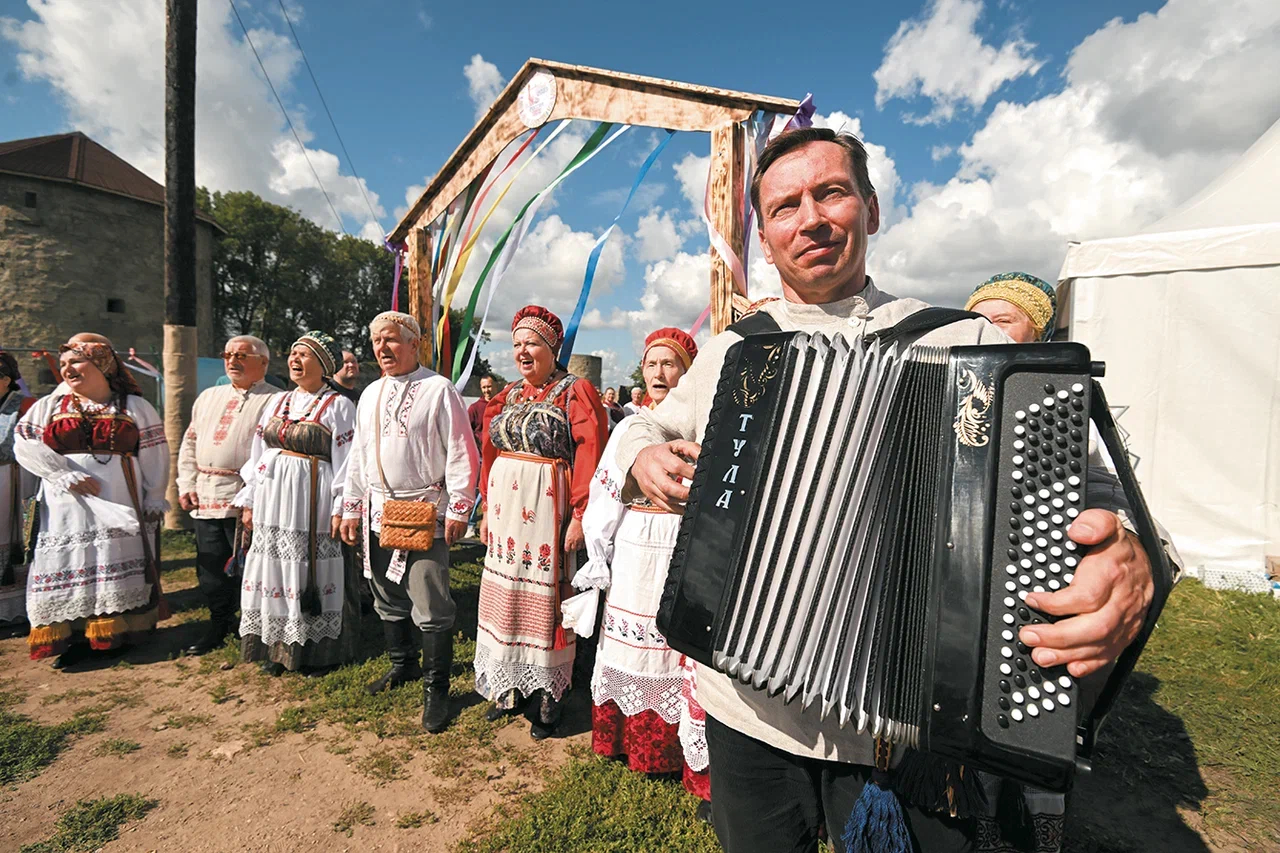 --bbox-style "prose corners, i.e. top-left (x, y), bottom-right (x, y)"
top-left (474, 306), bottom-right (608, 740)
top-left (573, 327), bottom-right (712, 812)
